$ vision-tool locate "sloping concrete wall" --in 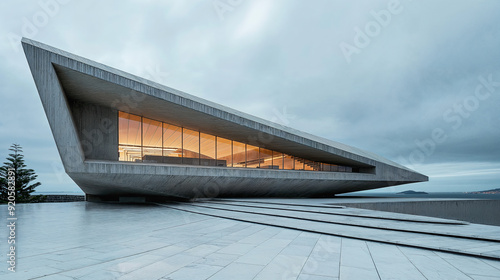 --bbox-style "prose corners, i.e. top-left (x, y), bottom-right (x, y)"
top-left (69, 100), bottom-right (118, 161)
